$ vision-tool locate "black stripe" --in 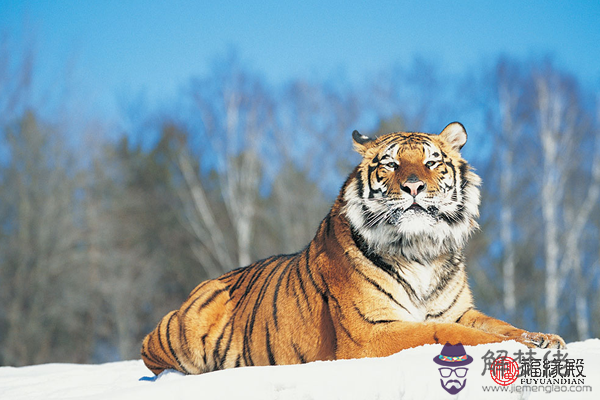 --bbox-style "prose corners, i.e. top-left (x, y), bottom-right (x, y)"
top-left (303, 244), bottom-right (322, 295)
top-left (451, 187), bottom-right (458, 202)
top-left (228, 265), bottom-right (253, 294)
top-left (294, 257), bottom-right (311, 313)
top-left (246, 259), bottom-right (286, 338)
top-left (291, 281), bottom-right (306, 321)
top-left (141, 350), bottom-right (163, 368)
top-left (356, 174), bottom-right (364, 198)
top-left (235, 354), bottom-right (242, 368)
top-left (446, 160), bottom-right (456, 183)
top-left (178, 316), bottom-right (193, 366)
top-left (242, 319), bottom-right (254, 366)
top-left (241, 259), bottom-right (285, 366)
top-left (423, 258), bottom-right (461, 302)
top-left (155, 317), bottom-right (172, 365)
top-left (350, 227), bottom-right (419, 301)
top-left (216, 319), bottom-right (235, 368)
top-left (350, 264), bottom-right (411, 314)
top-left (338, 317), bottom-right (360, 345)
top-left (179, 287), bottom-right (229, 365)
top-left (374, 259), bottom-right (418, 301)
top-left (323, 286), bottom-right (359, 345)
top-left (235, 258), bottom-right (272, 312)
top-left (183, 287), bottom-right (228, 315)
top-left (200, 334), bottom-right (208, 365)
top-left (367, 164), bottom-right (377, 192)
top-left (292, 343), bottom-right (307, 364)
top-left (211, 321), bottom-right (227, 365)
top-left (272, 258), bottom-right (294, 330)
top-left (148, 338), bottom-right (172, 368)
top-left (226, 265), bottom-right (251, 277)
top-left (458, 161), bottom-right (469, 181)
top-left (287, 257), bottom-right (307, 321)
top-left (425, 280), bottom-right (466, 320)
top-left (354, 305), bottom-right (398, 324)
top-left (455, 307), bottom-right (473, 324)
top-left (438, 208), bottom-right (466, 225)
top-left (265, 323), bottom-right (276, 365)
top-left (324, 213), bottom-right (333, 236)
top-left (188, 281), bottom-right (209, 300)
top-left (285, 257), bottom-right (293, 295)
top-left (165, 312), bottom-right (190, 374)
